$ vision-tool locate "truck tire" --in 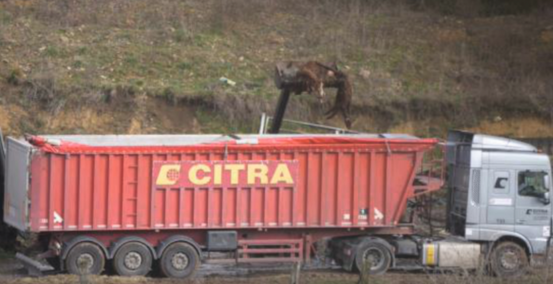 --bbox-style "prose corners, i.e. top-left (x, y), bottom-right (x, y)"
top-left (113, 242), bottom-right (153, 276)
top-left (65, 242), bottom-right (105, 275)
top-left (354, 241), bottom-right (392, 275)
top-left (490, 241), bottom-right (529, 277)
top-left (159, 242), bottom-right (199, 278)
